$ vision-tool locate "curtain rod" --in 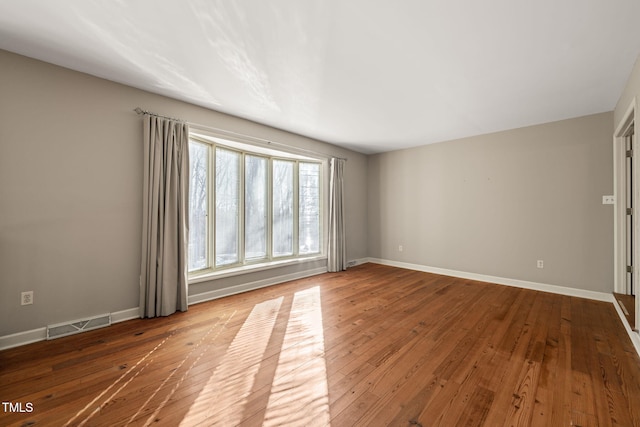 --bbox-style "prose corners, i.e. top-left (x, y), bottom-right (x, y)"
top-left (133, 107), bottom-right (185, 123)
top-left (133, 107), bottom-right (347, 161)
